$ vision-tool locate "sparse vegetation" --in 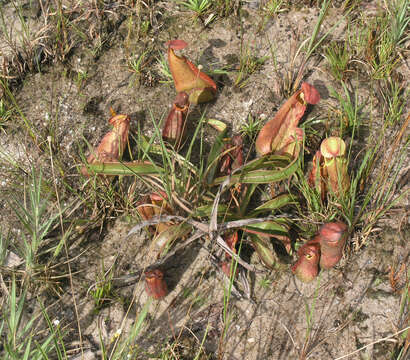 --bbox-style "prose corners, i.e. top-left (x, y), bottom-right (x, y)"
top-left (234, 43), bottom-right (269, 88)
top-left (240, 113), bottom-right (264, 140)
top-left (179, 0), bottom-right (212, 17)
top-left (381, 78), bottom-right (407, 126)
top-left (156, 52), bottom-right (173, 83)
top-left (0, 1), bottom-right (408, 359)
top-left (128, 50), bottom-right (149, 86)
top-left (0, 99), bottom-right (14, 128)
top-left (263, 0), bottom-right (286, 17)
